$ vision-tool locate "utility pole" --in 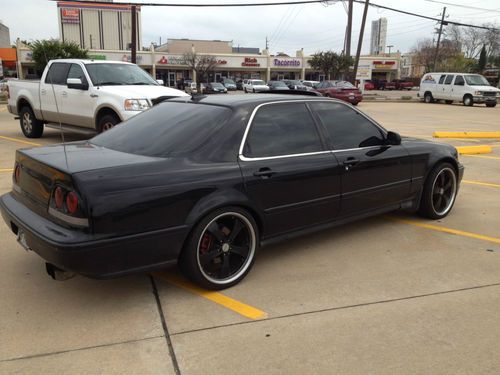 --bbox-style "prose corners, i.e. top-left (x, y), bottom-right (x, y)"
top-left (433, 7), bottom-right (446, 71)
top-left (345, 0), bottom-right (353, 58)
top-left (352, 0), bottom-right (370, 85)
top-left (131, 5), bottom-right (137, 64)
